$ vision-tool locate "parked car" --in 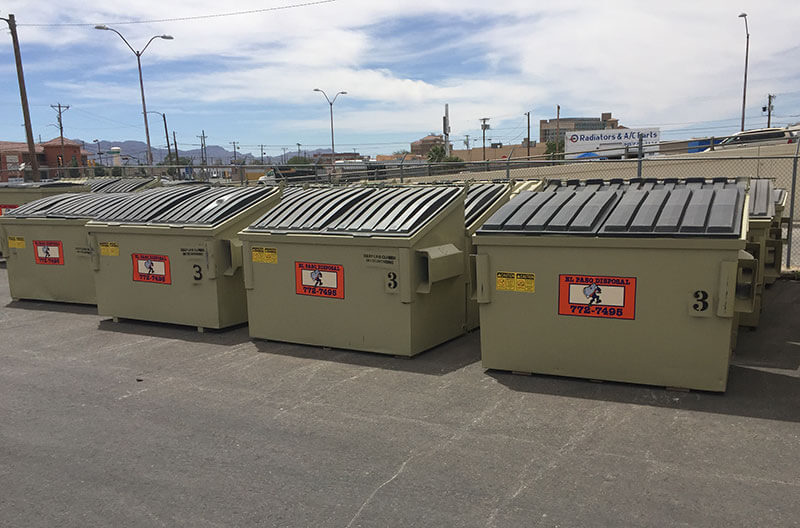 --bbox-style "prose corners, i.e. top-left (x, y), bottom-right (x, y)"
top-left (704, 126), bottom-right (798, 151)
